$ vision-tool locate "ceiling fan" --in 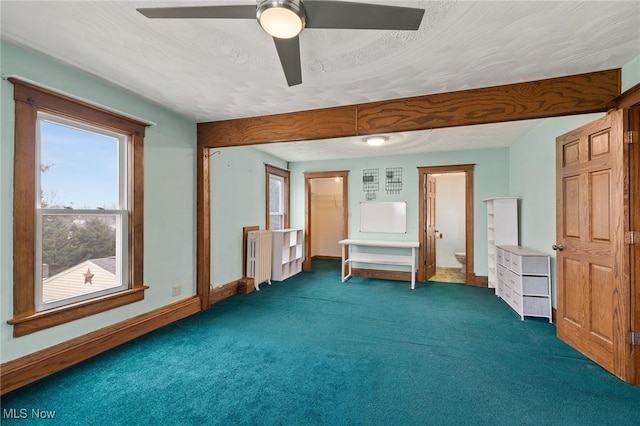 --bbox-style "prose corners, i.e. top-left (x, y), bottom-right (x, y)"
top-left (137, 0), bottom-right (425, 86)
